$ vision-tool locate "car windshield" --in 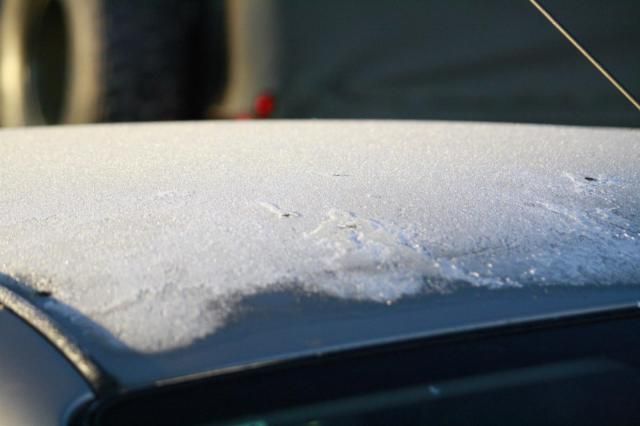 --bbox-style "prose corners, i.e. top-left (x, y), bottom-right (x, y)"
top-left (89, 305), bottom-right (640, 425)
top-left (216, 360), bottom-right (640, 426)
